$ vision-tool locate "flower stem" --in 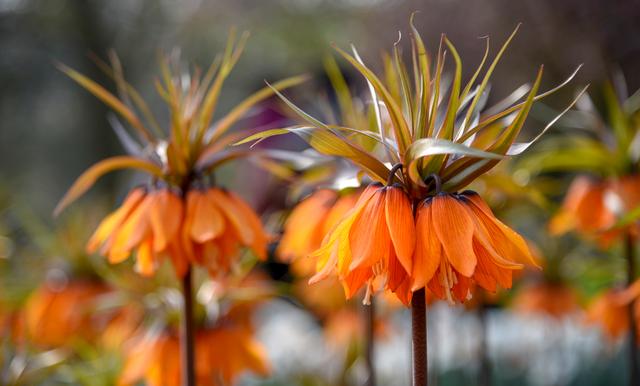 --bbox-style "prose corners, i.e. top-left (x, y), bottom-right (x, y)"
top-left (412, 288), bottom-right (427, 386)
top-left (477, 301), bottom-right (491, 386)
top-left (365, 300), bottom-right (376, 386)
top-left (181, 267), bottom-right (196, 386)
top-left (626, 232), bottom-right (638, 386)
